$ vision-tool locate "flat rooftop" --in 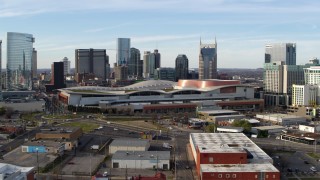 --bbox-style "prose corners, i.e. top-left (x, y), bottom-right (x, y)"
top-left (198, 110), bottom-right (239, 115)
top-left (257, 113), bottom-right (304, 119)
top-left (112, 151), bottom-right (170, 160)
top-left (200, 163), bottom-right (279, 173)
top-left (110, 138), bottom-right (149, 147)
top-left (252, 125), bottom-right (285, 131)
top-left (190, 133), bottom-right (272, 163)
top-left (24, 141), bottom-right (65, 147)
top-left (0, 163), bottom-right (34, 175)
